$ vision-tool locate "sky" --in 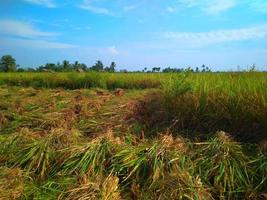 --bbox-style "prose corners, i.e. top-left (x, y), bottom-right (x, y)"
top-left (0, 0), bottom-right (267, 71)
